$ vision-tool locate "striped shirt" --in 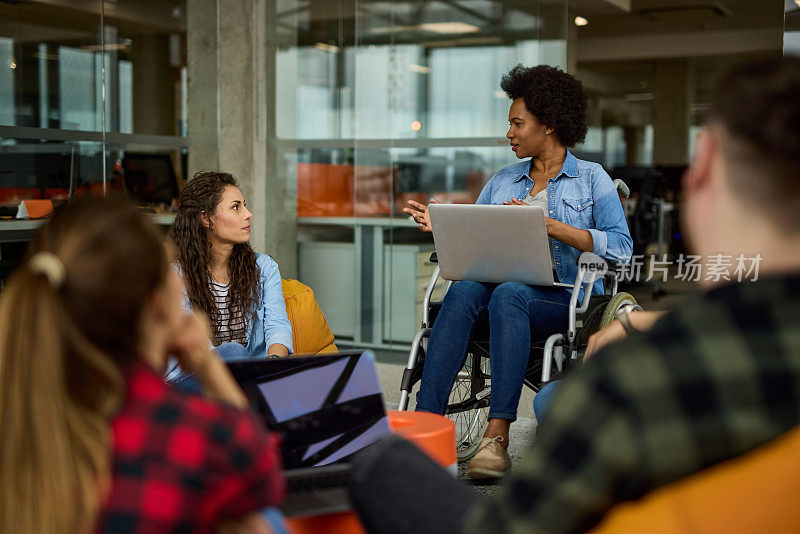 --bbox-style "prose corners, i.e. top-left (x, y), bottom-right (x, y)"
top-left (209, 280), bottom-right (248, 346)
